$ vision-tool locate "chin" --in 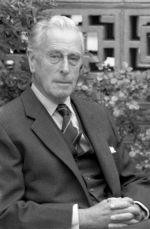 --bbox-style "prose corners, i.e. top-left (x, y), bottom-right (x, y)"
top-left (57, 93), bottom-right (70, 99)
top-left (57, 89), bottom-right (73, 97)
